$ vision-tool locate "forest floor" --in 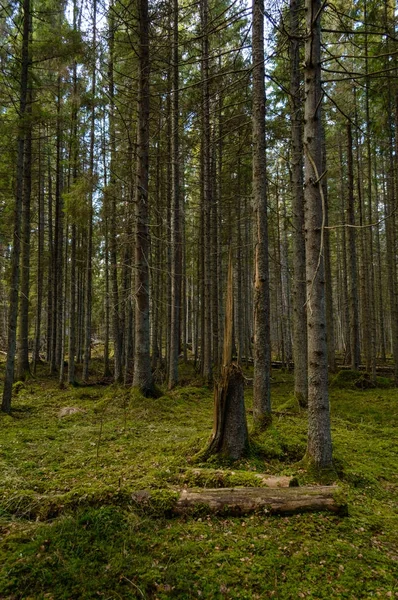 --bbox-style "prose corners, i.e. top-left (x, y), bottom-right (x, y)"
top-left (0, 361), bottom-right (397, 599)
